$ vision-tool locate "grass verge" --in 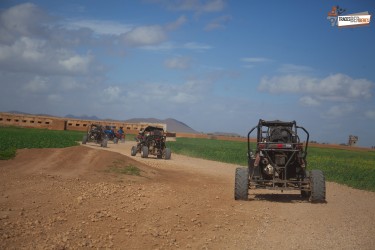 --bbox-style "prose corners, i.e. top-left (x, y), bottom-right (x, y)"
top-left (106, 159), bottom-right (141, 176)
top-left (0, 126), bottom-right (84, 160)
